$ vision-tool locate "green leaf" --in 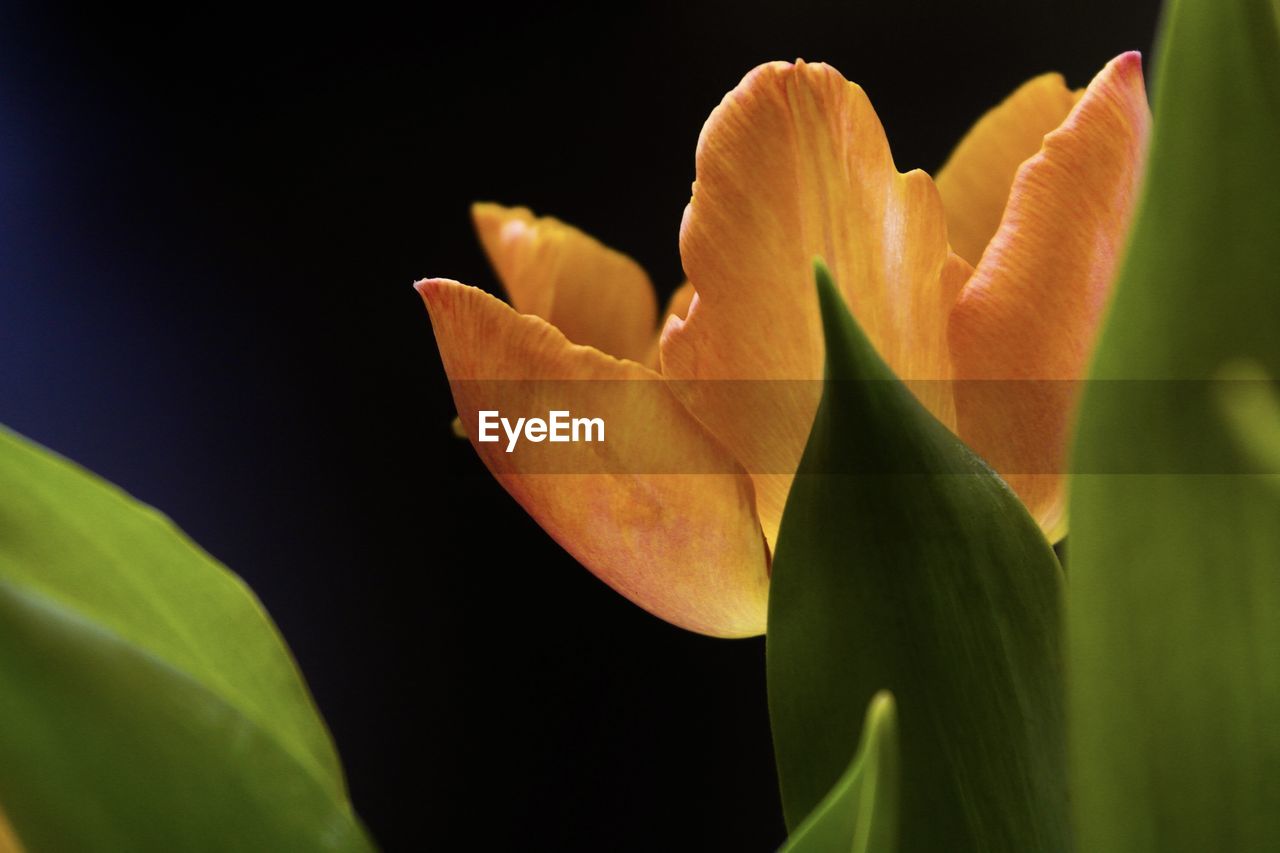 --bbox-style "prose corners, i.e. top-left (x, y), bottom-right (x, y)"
top-left (780, 691), bottom-right (899, 853)
top-left (1068, 0), bottom-right (1280, 849)
top-left (1215, 360), bottom-right (1280, 486)
top-left (0, 427), bottom-right (374, 851)
top-left (767, 262), bottom-right (1068, 853)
